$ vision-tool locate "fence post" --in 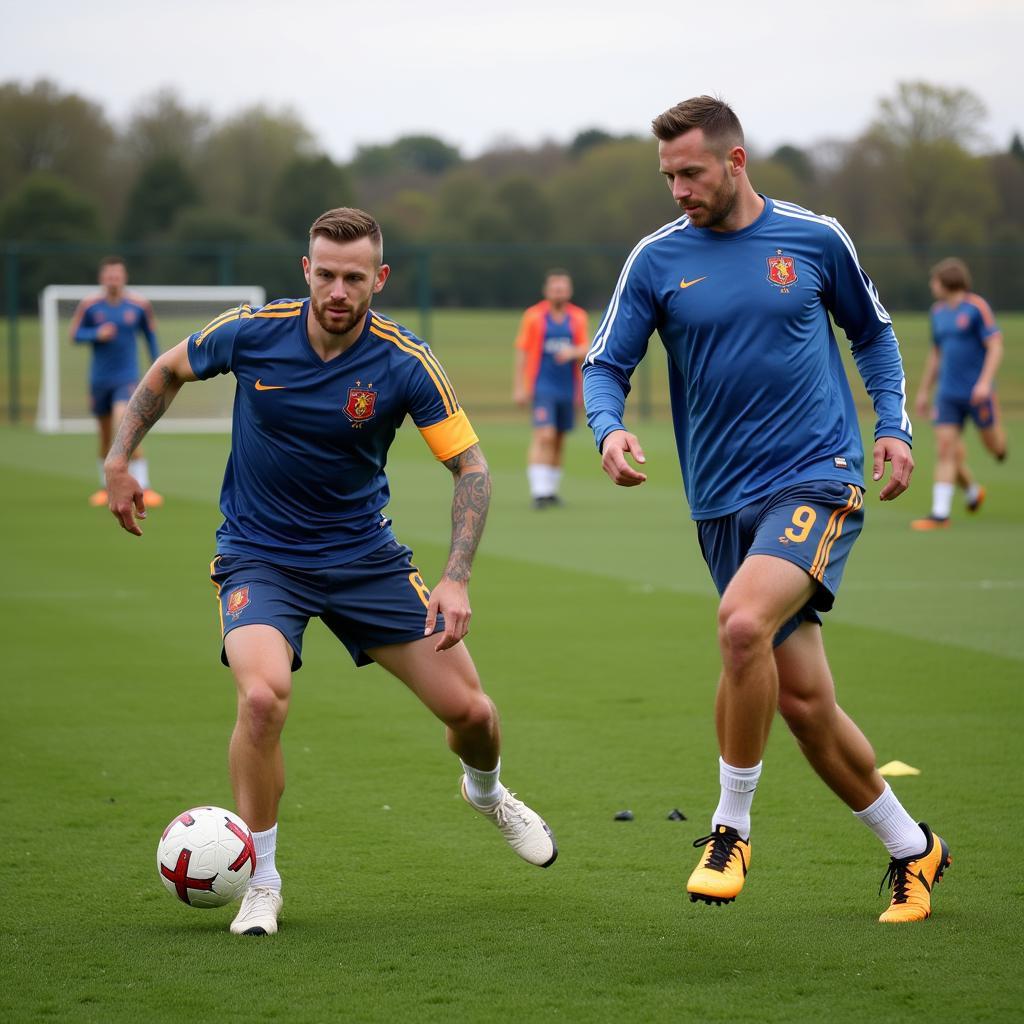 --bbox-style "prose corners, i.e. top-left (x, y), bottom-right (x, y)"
top-left (6, 247), bottom-right (19, 423)
top-left (416, 247), bottom-right (433, 342)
